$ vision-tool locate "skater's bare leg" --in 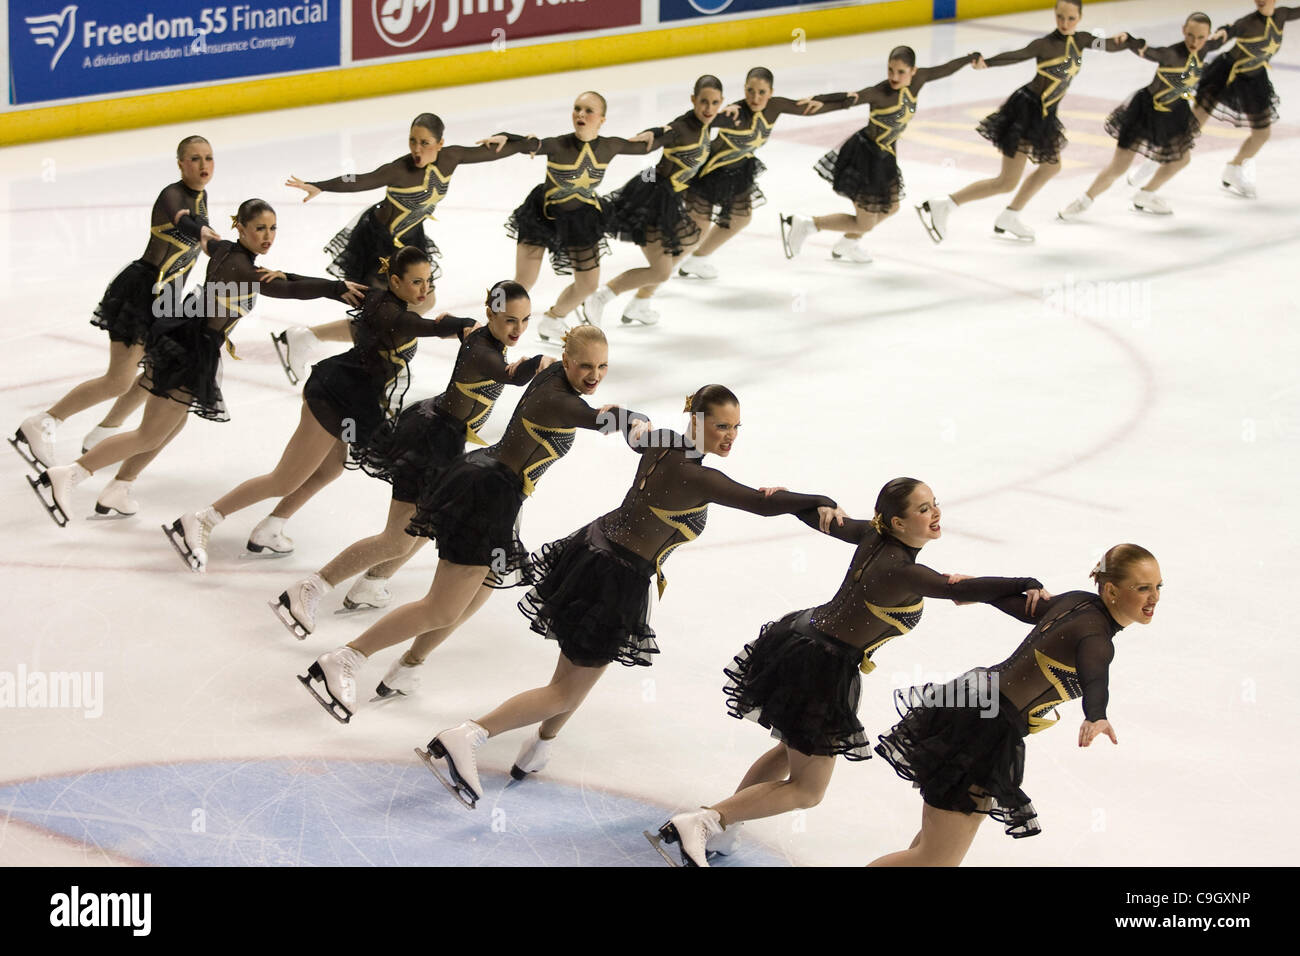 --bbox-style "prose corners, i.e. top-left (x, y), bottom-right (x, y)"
top-left (209, 403), bottom-right (339, 518)
top-left (694, 209), bottom-right (752, 257)
top-left (269, 440), bottom-right (347, 520)
top-left (96, 374), bottom-right (149, 429)
top-left (306, 319), bottom-right (352, 342)
top-left (476, 653), bottom-right (607, 738)
top-left (950, 154), bottom-right (1028, 206)
top-left (868, 798), bottom-right (989, 867)
top-left (733, 743), bottom-right (791, 791)
top-left (1232, 125), bottom-right (1271, 165)
top-left (1008, 159), bottom-right (1060, 211)
top-left (115, 413), bottom-right (187, 481)
top-left (707, 745), bottom-right (836, 826)
top-left (550, 266), bottom-right (600, 317)
top-left (1146, 152), bottom-right (1191, 192)
top-left (400, 581), bottom-right (495, 660)
top-left (606, 240), bottom-right (676, 297)
top-left (514, 243), bottom-right (545, 291)
top-left (77, 393), bottom-right (187, 473)
top-left (1085, 147), bottom-right (1137, 199)
top-left (47, 342), bottom-right (145, 422)
top-left (637, 211), bottom-right (710, 298)
top-left (348, 561), bottom-right (488, 657)
top-left (319, 500), bottom-right (419, 587)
